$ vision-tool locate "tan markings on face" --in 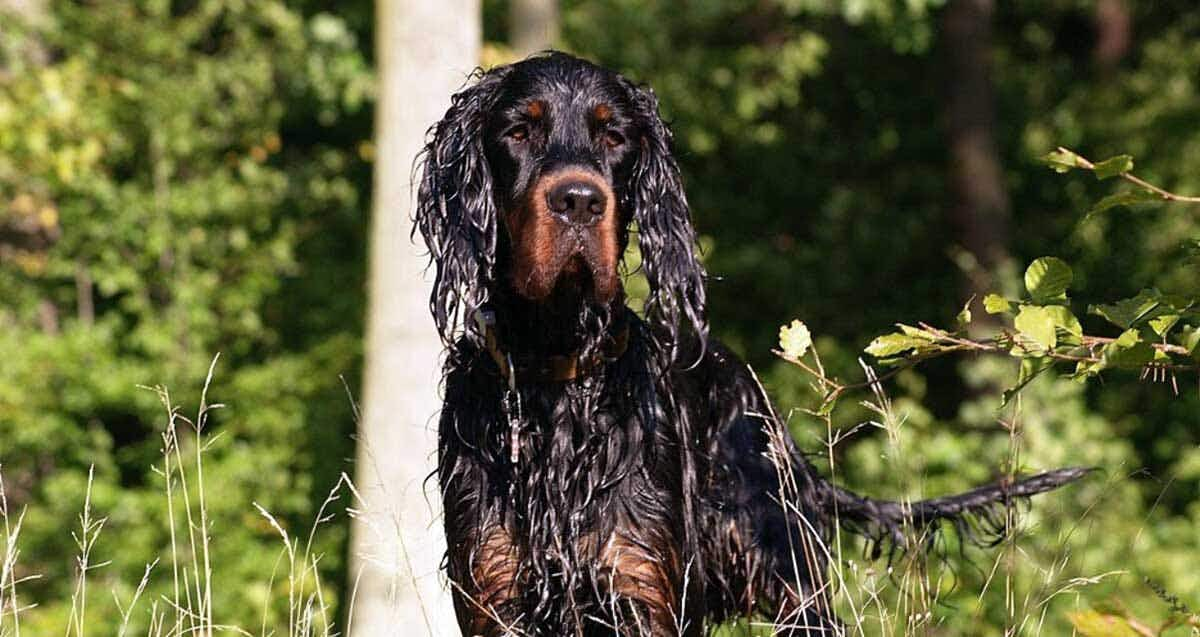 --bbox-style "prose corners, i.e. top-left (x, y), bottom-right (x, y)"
top-left (593, 103), bottom-right (613, 122)
top-left (507, 168), bottom-right (621, 301)
top-left (591, 182), bottom-right (620, 301)
top-left (526, 99), bottom-right (545, 119)
top-left (506, 177), bottom-right (558, 299)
